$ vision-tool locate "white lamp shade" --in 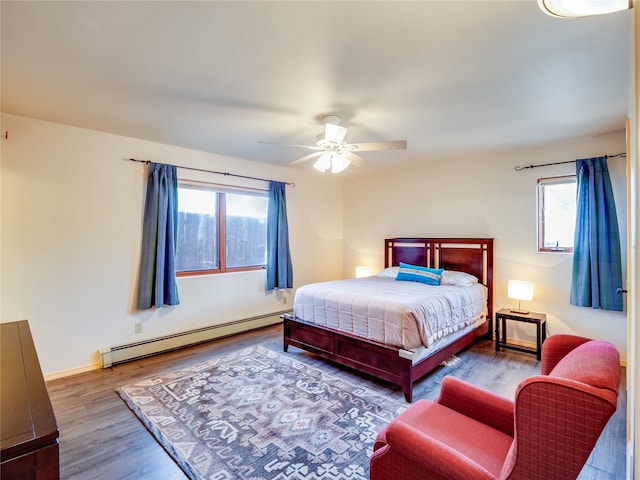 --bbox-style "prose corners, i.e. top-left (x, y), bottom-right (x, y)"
top-left (507, 280), bottom-right (534, 301)
top-left (313, 153), bottom-right (332, 172)
top-left (355, 266), bottom-right (372, 278)
top-left (330, 154), bottom-right (350, 173)
top-left (538, 0), bottom-right (630, 17)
